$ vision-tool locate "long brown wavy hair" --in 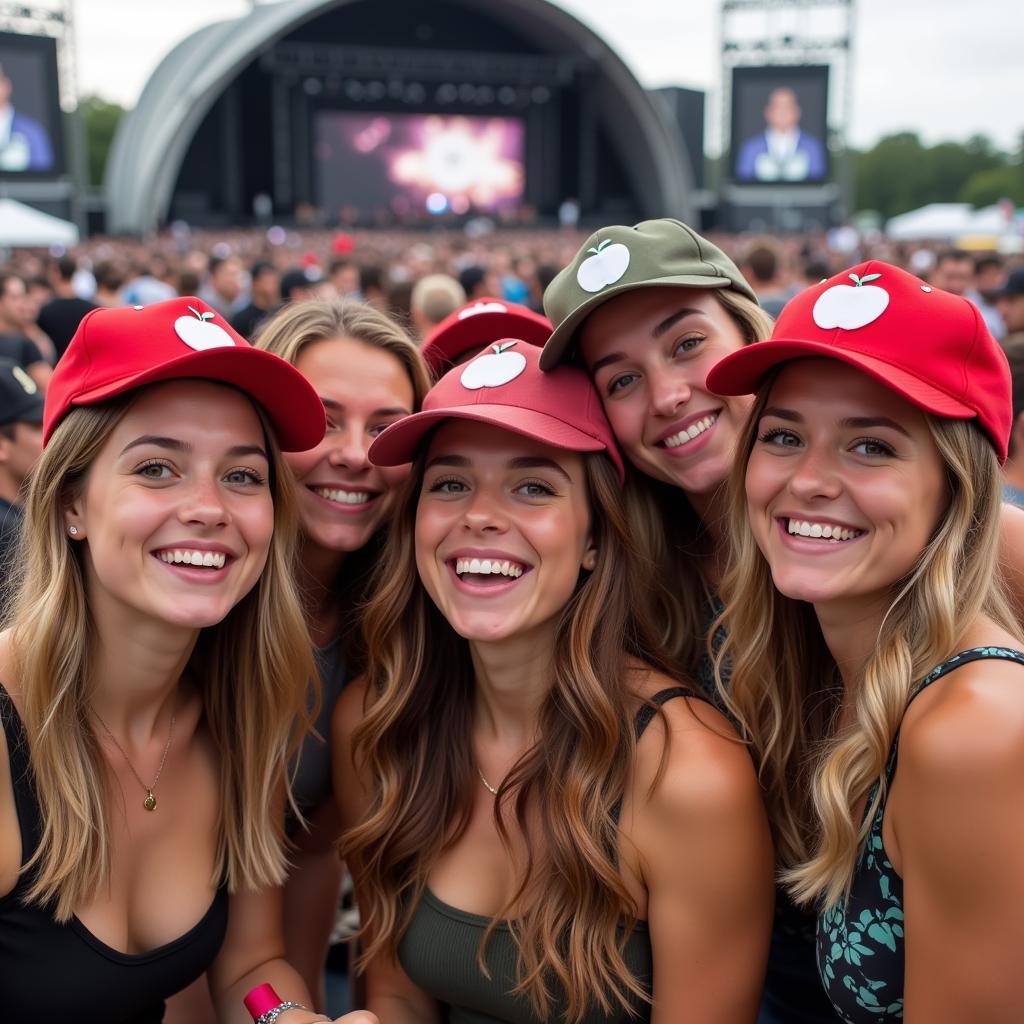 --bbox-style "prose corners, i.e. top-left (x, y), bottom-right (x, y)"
top-left (714, 378), bottom-right (1017, 909)
top-left (622, 289), bottom-right (774, 681)
top-left (7, 389), bottom-right (316, 921)
top-left (342, 449), bottom-right (676, 1022)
